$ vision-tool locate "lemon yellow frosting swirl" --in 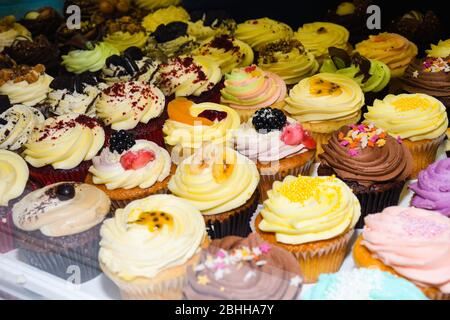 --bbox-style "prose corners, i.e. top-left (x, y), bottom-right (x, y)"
top-left (354, 33), bottom-right (417, 78)
top-left (294, 22), bottom-right (350, 58)
top-left (90, 140), bottom-right (171, 190)
top-left (0, 73), bottom-right (53, 107)
top-left (99, 194), bottom-right (206, 280)
top-left (141, 5), bottom-right (190, 33)
top-left (96, 81), bottom-right (165, 131)
top-left (284, 73), bottom-right (364, 122)
top-left (426, 39), bottom-right (450, 58)
top-left (168, 145), bottom-right (260, 215)
top-left (23, 114), bottom-right (105, 170)
top-left (163, 102), bottom-right (240, 149)
top-left (258, 175), bottom-right (360, 244)
top-left (258, 40), bottom-right (319, 85)
top-left (61, 42), bottom-right (119, 74)
top-left (193, 35), bottom-right (254, 74)
top-left (363, 93), bottom-right (448, 141)
top-left (0, 150), bottom-right (28, 207)
top-left (235, 18), bottom-right (293, 51)
top-left (104, 31), bottom-right (148, 52)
